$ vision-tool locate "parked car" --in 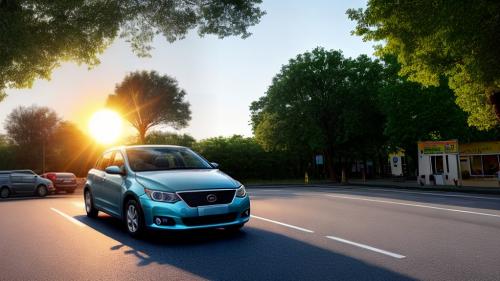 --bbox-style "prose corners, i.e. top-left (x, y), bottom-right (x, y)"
top-left (0, 170), bottom-right (55, 198)
top-left (42, 172), bottom-right (77, 193)
top-left (84, 145), bottom-right (250, 237)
